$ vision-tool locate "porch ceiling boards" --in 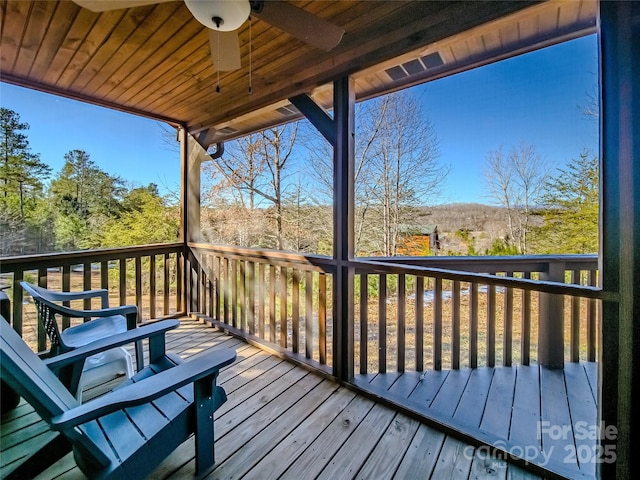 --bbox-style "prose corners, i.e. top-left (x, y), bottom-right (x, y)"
top-left (2, 318), bottom-right (542, 480)
top-left (1, 0), bottom-right (596, 144)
